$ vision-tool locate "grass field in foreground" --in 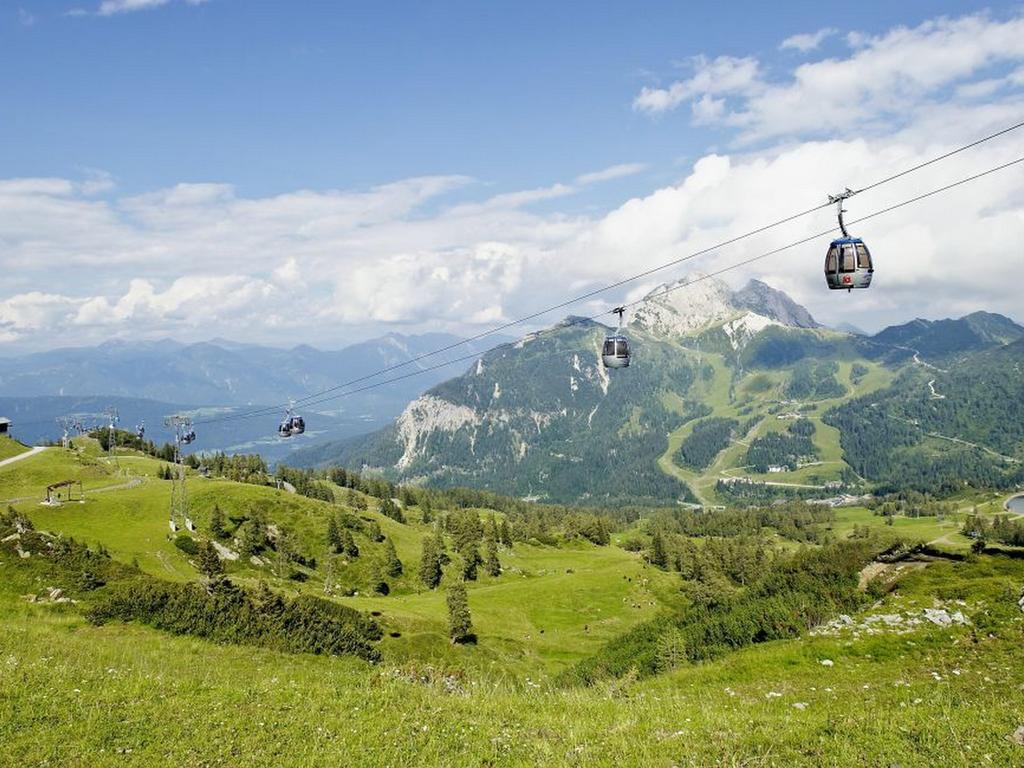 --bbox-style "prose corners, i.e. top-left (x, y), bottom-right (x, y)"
top-left (2, 553), bottom-right (1023, 767)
